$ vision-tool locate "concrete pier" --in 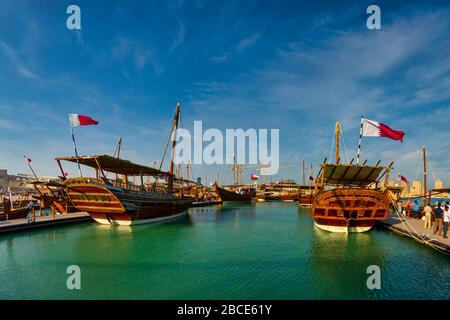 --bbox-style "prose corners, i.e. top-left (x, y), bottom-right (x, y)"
top-left (378, 214), bottom-right (450, 254)
top-left (0, 212), bottom-right (92, 234)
